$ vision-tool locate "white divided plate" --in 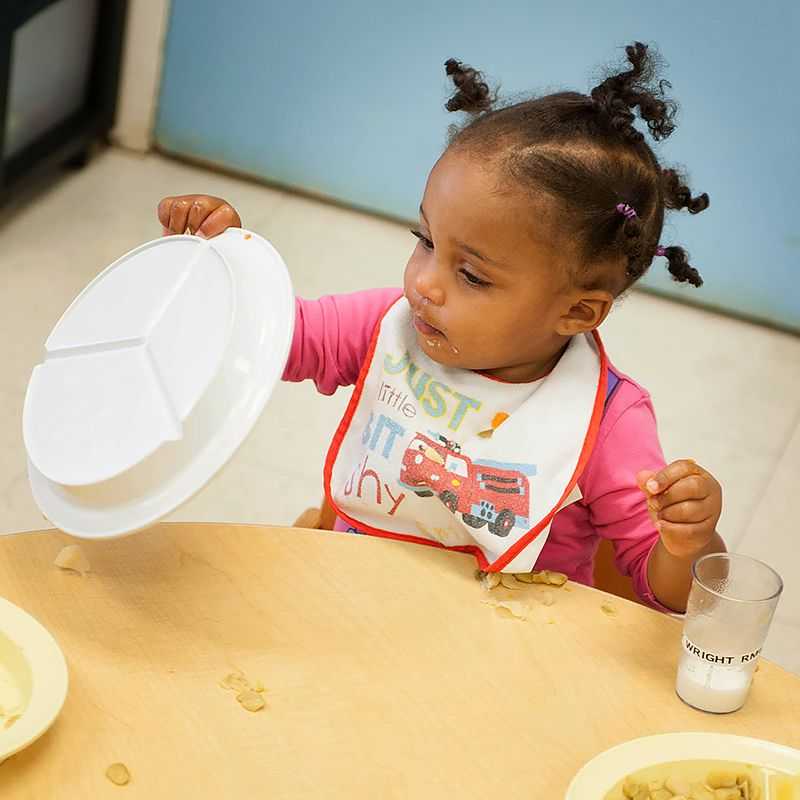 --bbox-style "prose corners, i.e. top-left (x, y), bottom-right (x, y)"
top-left (0, 596), bottom-right (68, 763)
top-left (566, 732), bottom-right (800, 799)
top-left (23, 229), bottom-right (294, 538)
